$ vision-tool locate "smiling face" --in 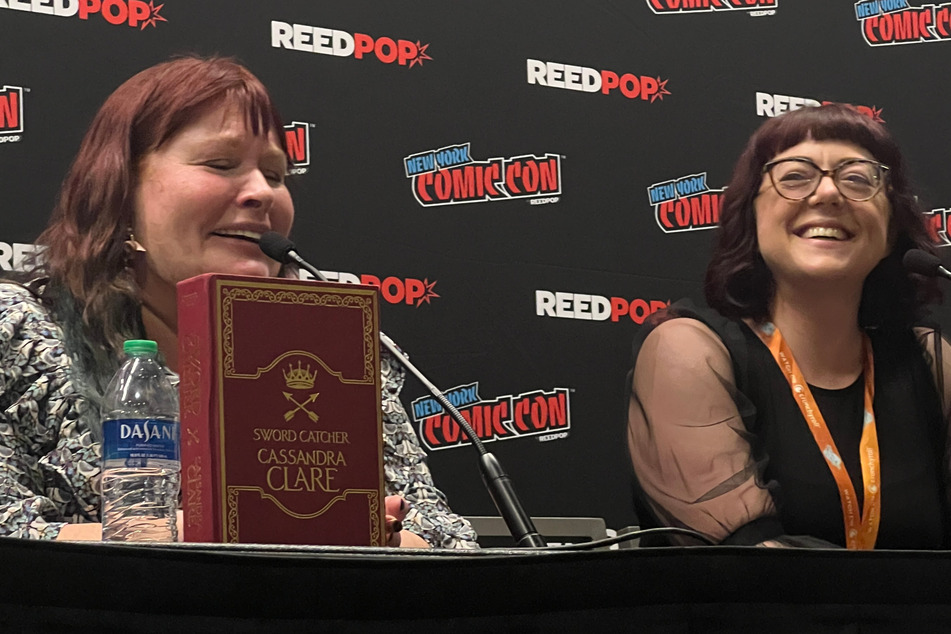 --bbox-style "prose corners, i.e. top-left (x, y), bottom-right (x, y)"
top-left (133, 102), bottom-right (294, 309)
top-left (754, 138), bottom-right (892, 290)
